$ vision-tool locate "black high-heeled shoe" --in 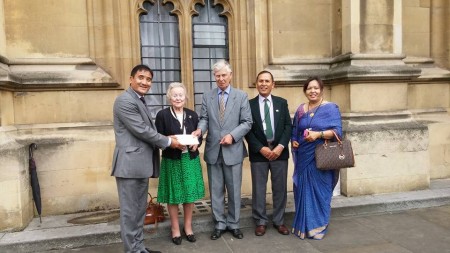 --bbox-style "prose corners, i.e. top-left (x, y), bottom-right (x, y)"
top-left (172, 236), bottom-right (182, 245)
top-left (183, 229), bottom-right (197, 242)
